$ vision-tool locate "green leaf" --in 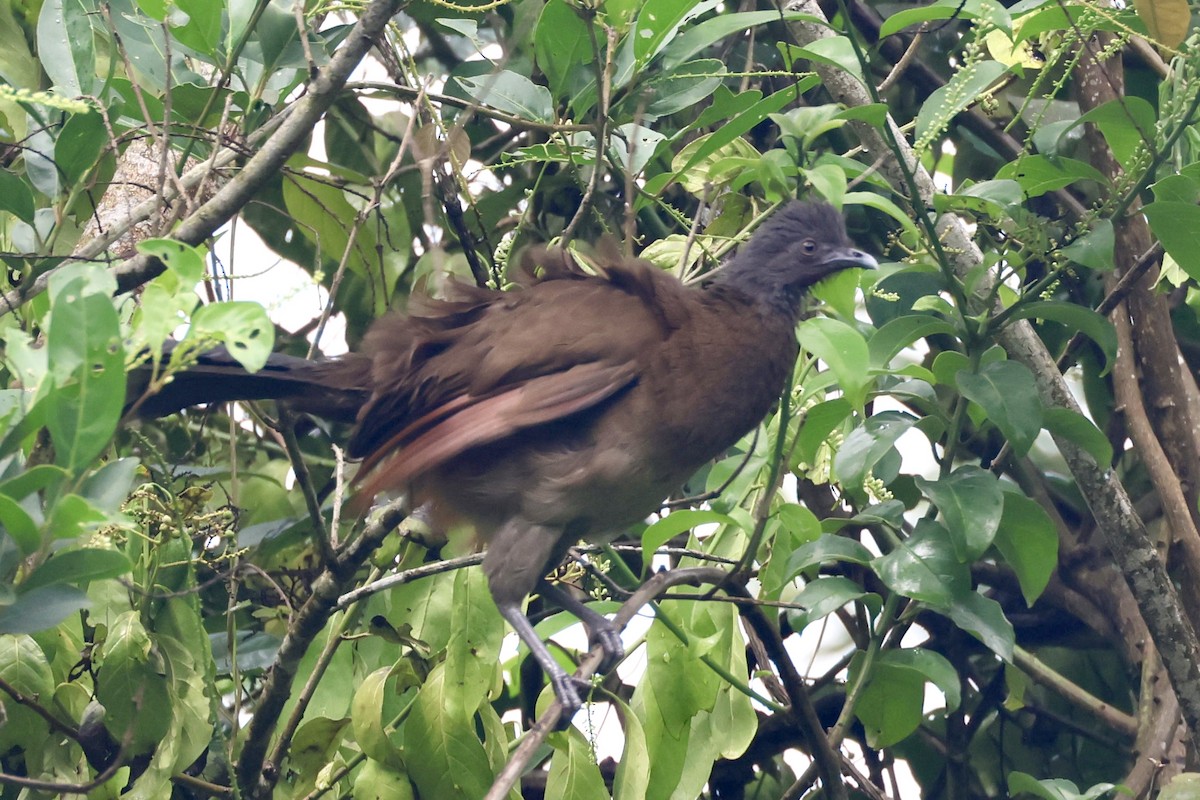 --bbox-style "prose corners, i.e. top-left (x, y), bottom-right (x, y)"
top-left (1145, 202), bottom-right (1200, 282)
top-left (956, 360), bottom-right (1043, 456)
top-left (404, 662), bottom-right (494, 798)
top-left (1074, 96), bottom-right (1156, 170)
top-left (1007, 772), bottom-right (1119, 800)
top-left (1005, 301), bottom-right (1117, 374)
top-left (796, 398), bottom-right (852, 466)
top-left (138, 238), bottom-right (207, 286)
top-left (642, 509), bottom-right (739, 567)
top-left (0, 493), bottom-right (38, 554)
top-left (455, 70), bottom-right (555, 124)
top-left (54, 111), bottom-right (106, 185)
top-left (787, 576), bottom-right (880, 629)
top-left (20, 548), bottom-right (132, 593)
top-left (611, 694), bottom-right (650, 798)
top-left (547, 729), bottom-right (610, 800)
top-left (787, 36), bottom-right (865, 85)
top-left (97, 611), bottom-right (174, 753)
top-left (785, 534), bottom-right (875, 579)
top-left (0, 169), bottom-right (35, 223)
top-left (188, 301), bottom-right (274, 373)
top-left (869, 315), bottom-right (959, 368)
top-left (47, 493), bottom-right (109, 540)
top-left (0, 634), bottom-right (54, 753)
top-left (45, 267), bottom-right (124, 473)
top-left (915, 466), bottom-right (1004, 561)
top-left (833, 411), bottom-right (916, 487)
top-left (797, 316), bottom-right (872, 409)
top-left (351, 667), bottom-right (406, 768)
top-left (1060, 219), bottom-right (1115, 272)
top-left (873, 519), bottom-right (969, 607)
top-left (38, 0), bottom-right (95, 96)
top-left (632, 0), bottom-right (722, 68)
top-left (0, 584), bottom-right (90, 634)
top-left (945, 590), bottom-right (1014, 659)
top-left (915, 60), bottom-right (1009, 148)
top-left (849, 650), bottom-right (924, 748)
top-left (880, 648), bottom-right (962, 712)
top-left (173, 0), bottom-right (224, 55)
top-left (996, 155), bottom-right (1106, 197)
top-left (535, 0), bottom-right (592, 100)
top-left (661, 10), bottom-right (822, 69)
top-left (637, 60), bottom-right (725, 118)
top-left (994, 492), bottom-right (1058, 606)
top-left (880, 0), bottom-right (1011, 37)
top-left (1043, 407), bottom-right (1113, 469)
top-left (353, 759), bottom-right (415, 800)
